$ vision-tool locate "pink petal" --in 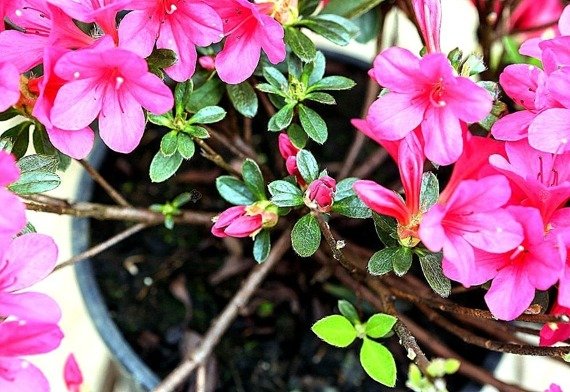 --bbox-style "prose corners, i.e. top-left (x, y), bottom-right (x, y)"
top-left (0, 359), bottom-right (49, 392)
top-left (412, 0), bottom-right (441, 53)
top-left (525, 238), bottom-right (565, 290)
top-left (64, 353), bottom-right (83, 392)
top-left (0, 151), bottom-right (20, 186)
top-left (156, 16), bottom-right (197, 82)
top-left (528, 108), bottom-right (570, 154)
top-left (216, 30), bottom-right (261, 84)
top-left (419, 204), bottom-right (446, 251)
top-left (0, 30), bottom-right (47, 73)
top-left (0, 189), bottom-right (26, 238)
top-left (519, 38), bottom-right (542, 59)
top-left (224, 215), bottom-right (262, 237)
top-left (353, 180), bottom-right (410, 224)
top-left (421, 107), bottom-right (463, 166)
top-left (367, 93), bottom-right (425, 141)
top-left (491, 110), bottom-right (536, 141)
top-left (127, 74), bottom-right (174, 114)
top-left (372, 47), bottom-right (421, 93)
top-left (441, 233), bottom-right (475, 283)
top-left (446, 77), bottom-right (493, 123)
top-left (547, 67), bottom-right (570, 108)
top-left (51, 79), bottom-right (102, 131)
top-left (560, 5), bottom-right (570, 35)
top-left (462, 209), bottom-right (523, 253)
top-left (0, 63), bottom-right (20, 112)
top-left (499, 64), bottom-right (541, 110)
top-left (447, 175), bottom-right (512, 214)
top-left (397, 133), bottom-right (424, 214)
top-left (485, 266), bottom-right (535, 320)
top-left (45, 126), bottom-right (95, 160)
top-left (256, 15), bottom-right (286, 64)
top-left (0, 321), bottom-right (63, 357)
top-left (0, 234), bottom-right (58, 292)
top-left (0, 292), bottom-right (61, 323)
top-left (118, 10), bottom-right (160, 57)
top-left (98, 90), bottom-right (145, 153)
